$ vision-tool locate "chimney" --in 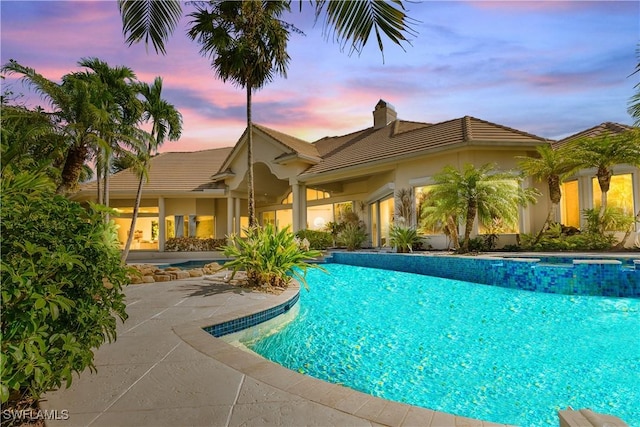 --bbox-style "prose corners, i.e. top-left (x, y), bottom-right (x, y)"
top-left (373, 99), bottom-right (397, 129)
